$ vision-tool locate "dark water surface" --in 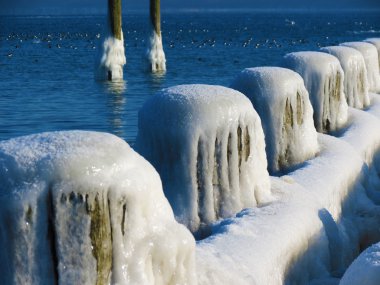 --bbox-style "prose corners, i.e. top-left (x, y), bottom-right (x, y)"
top-left (0, 11), bottom-right (379, 144)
